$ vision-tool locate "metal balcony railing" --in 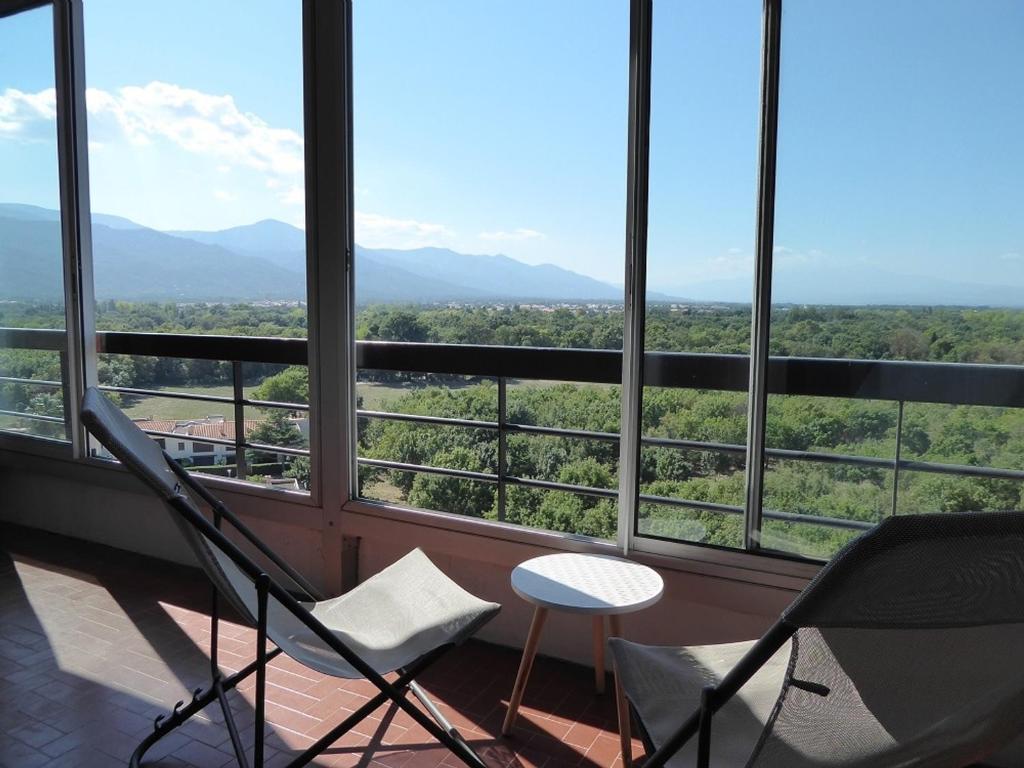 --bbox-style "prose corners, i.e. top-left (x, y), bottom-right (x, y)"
top-left (357, 342), bottom-right (1024, 533)
top-left (3, 328), bottom-right (1024, 532)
